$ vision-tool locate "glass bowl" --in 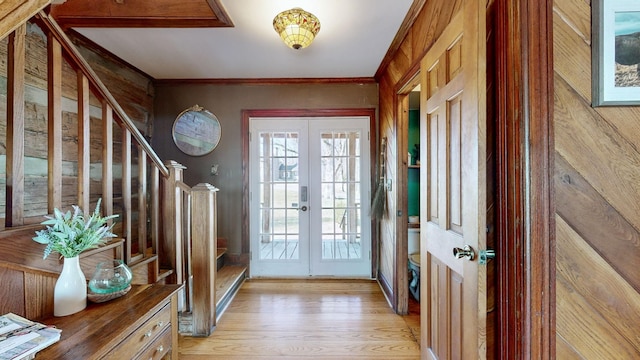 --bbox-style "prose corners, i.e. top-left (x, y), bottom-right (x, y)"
top-left (88, 259), bottom-right (133, 294)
